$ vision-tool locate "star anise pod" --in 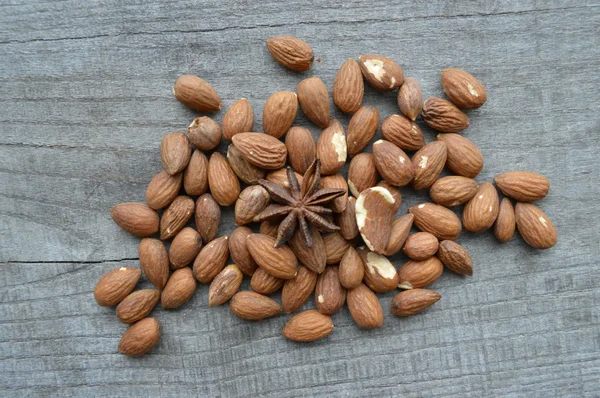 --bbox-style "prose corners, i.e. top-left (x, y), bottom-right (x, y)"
top-left (254, 159), bottom-right (346, 247)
